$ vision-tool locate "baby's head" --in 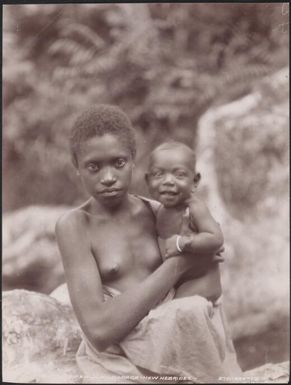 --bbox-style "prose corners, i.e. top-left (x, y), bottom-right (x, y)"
top-left (146, 141), bottom-right (201, 208)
